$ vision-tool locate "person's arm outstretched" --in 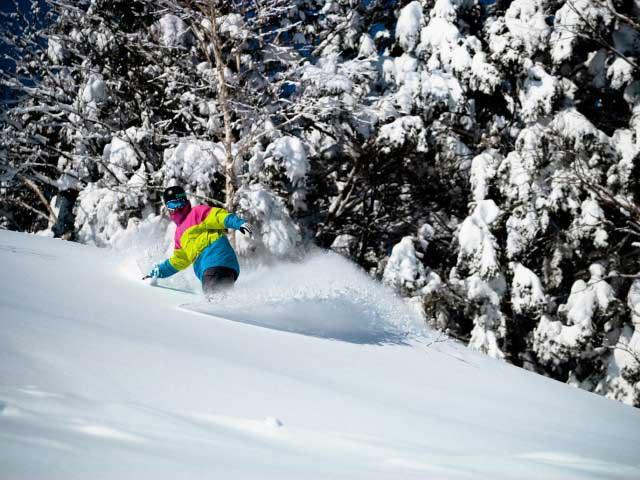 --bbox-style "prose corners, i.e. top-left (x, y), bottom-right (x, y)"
top-left (204, 208), bottom-right (255, 236)
top-left (148, 247), bottom-right (191, 280)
